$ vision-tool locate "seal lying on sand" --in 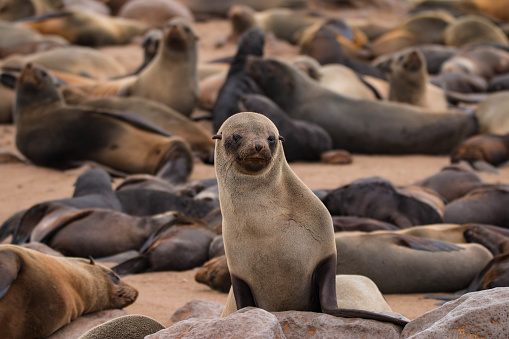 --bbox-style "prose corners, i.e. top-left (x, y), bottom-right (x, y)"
top-left (214, 112), bottom-right (407, 326)
top-left (0, 244), bottom-right (138, 339)
top-left (247, 56), bottom-right (477, 154)
top-left (14, 63), bottom-right (193, 181)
